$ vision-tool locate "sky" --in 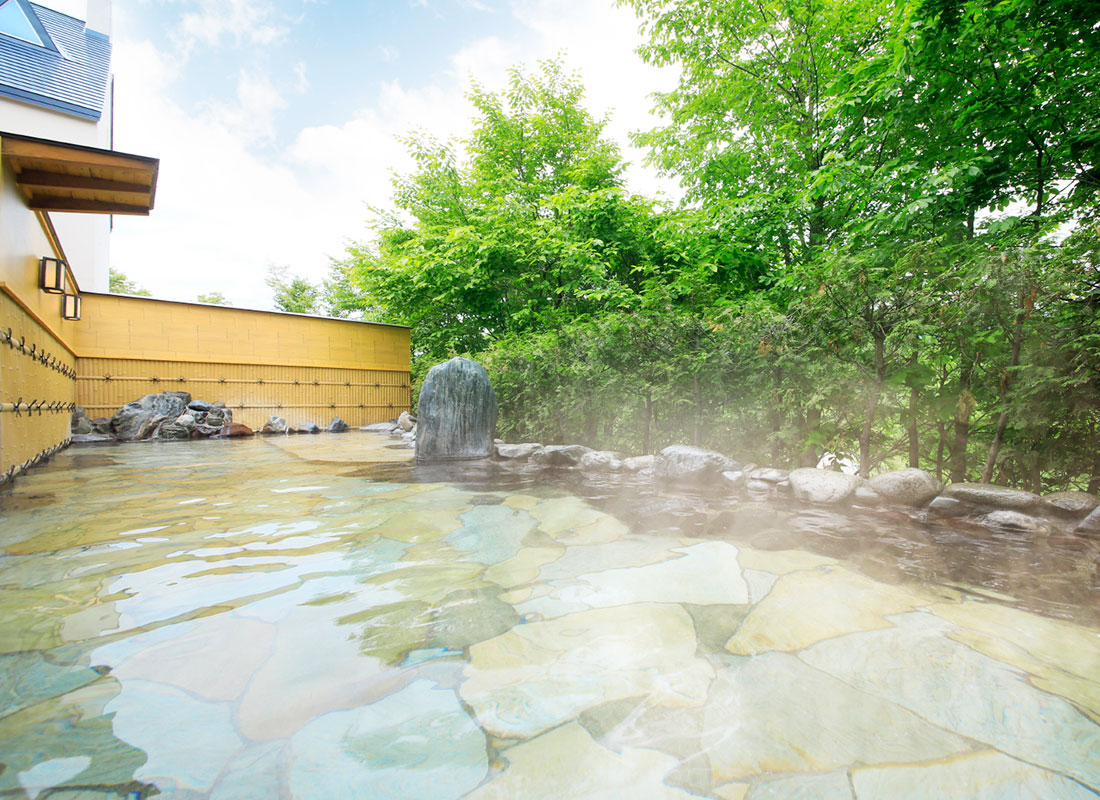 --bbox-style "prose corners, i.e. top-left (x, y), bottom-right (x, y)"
top-left (43, 0), bottom-right (681, 310)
